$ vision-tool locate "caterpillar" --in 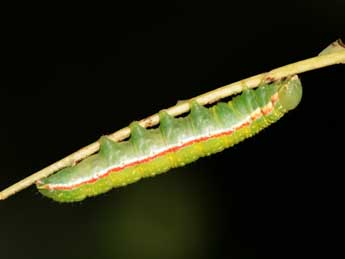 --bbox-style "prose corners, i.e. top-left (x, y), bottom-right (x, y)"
top-left (37, 76), bottom-right (302, 202)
